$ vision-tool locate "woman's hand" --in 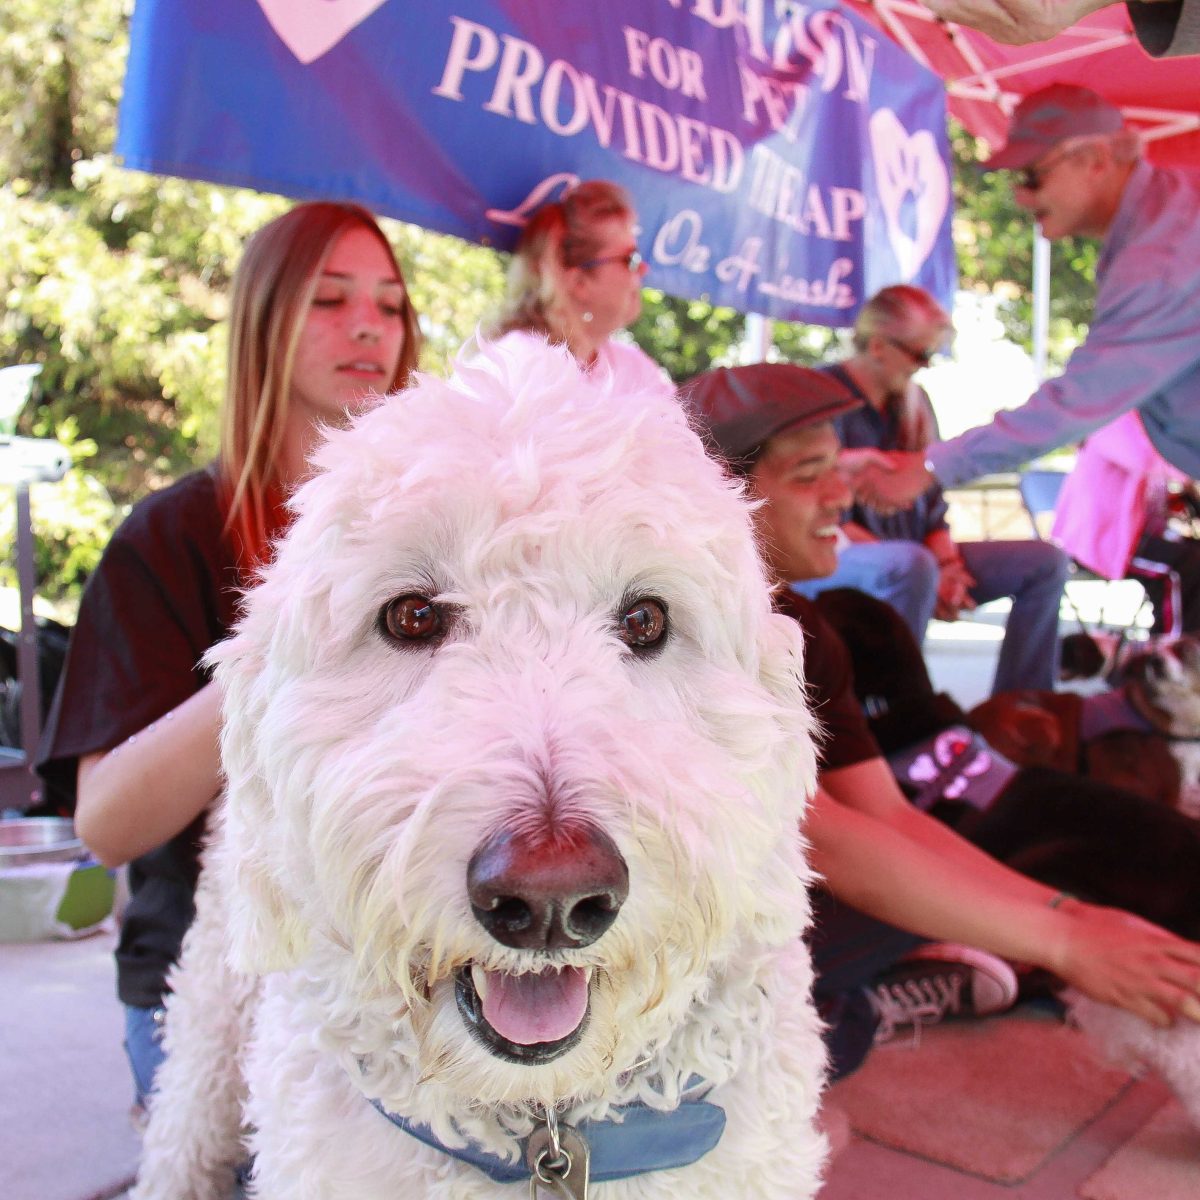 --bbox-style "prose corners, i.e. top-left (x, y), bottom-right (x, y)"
top-left (1050, 899), bottom-right (1200, 1027)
